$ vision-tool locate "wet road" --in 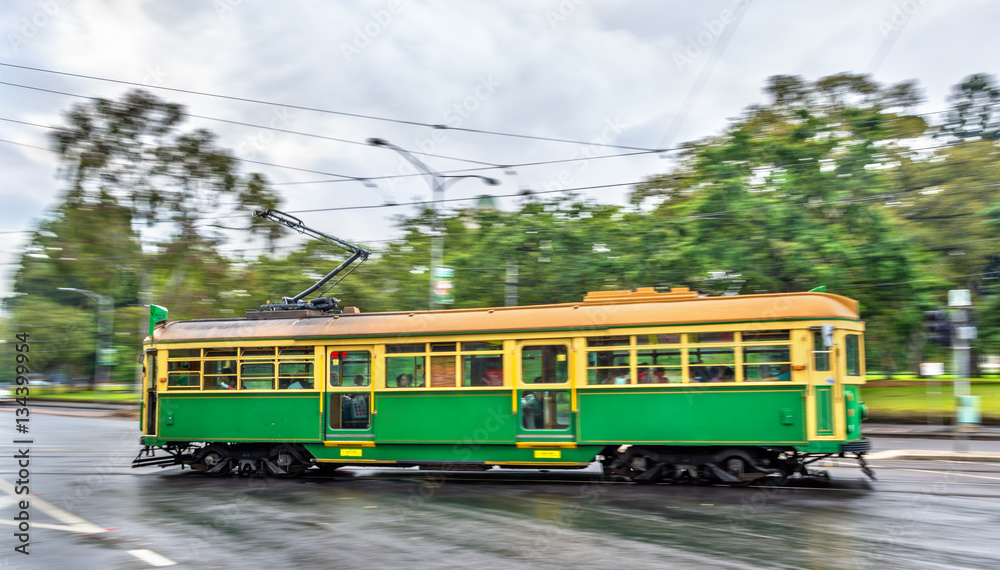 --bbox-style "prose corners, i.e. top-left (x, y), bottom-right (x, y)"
top-left (2, 411), bottom-right (1000, 569)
